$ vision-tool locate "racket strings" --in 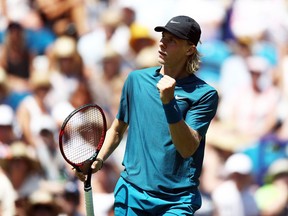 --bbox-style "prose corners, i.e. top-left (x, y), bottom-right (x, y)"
top-left (62, 108), bottom-right (105, 164)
